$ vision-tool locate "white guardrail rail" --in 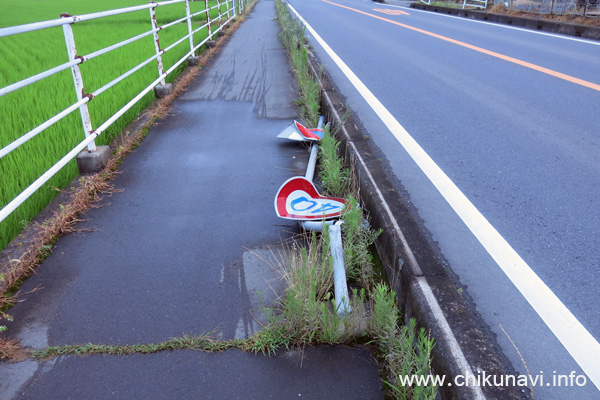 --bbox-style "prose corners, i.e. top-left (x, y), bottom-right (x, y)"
top-left (0, 0), bottom-right (247, 226)
top-left (419, 0), bottom-right (489, 9)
